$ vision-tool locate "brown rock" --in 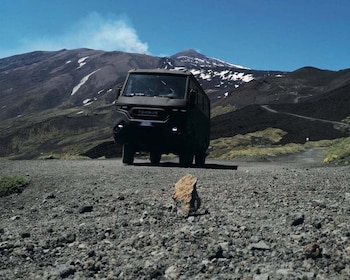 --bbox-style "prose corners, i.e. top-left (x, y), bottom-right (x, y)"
top-left (172, 174), bottom-right (201, 217)
top-left (304, 242), bottom-right (322, 259)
